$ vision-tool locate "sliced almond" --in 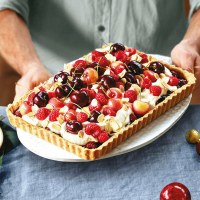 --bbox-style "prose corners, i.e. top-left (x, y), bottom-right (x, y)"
top-left (41, 120), bottom-right (49, 128)
top-left (52, 124), bottom-right (61, 132)
top-left (97, 114), bottom-right (105, 123)
top-left (78, 130), bottom-right (84, 138)
top-left (46, 104), bottom-right (54, 110)
top-left (27, 112), bottom-right (35, 117)
top-left (58, 115), bottom-right (64, 125)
